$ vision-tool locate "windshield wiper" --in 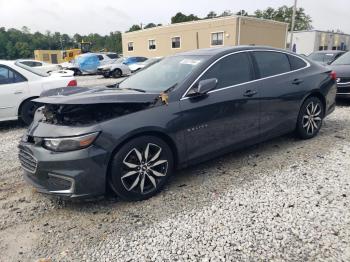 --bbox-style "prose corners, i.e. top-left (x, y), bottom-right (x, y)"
top-left (121, 88), bottom-right (146, 93)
